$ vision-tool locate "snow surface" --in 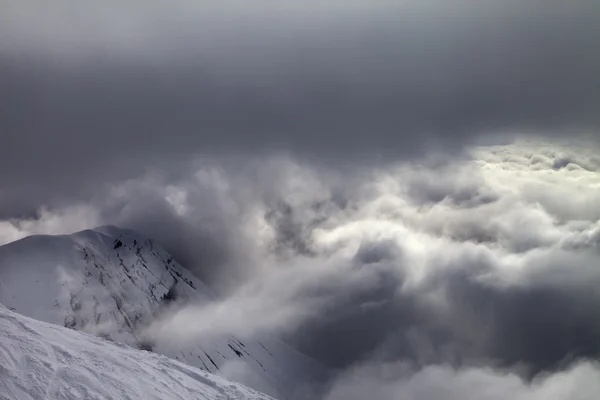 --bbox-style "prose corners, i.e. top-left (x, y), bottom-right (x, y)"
top-left (0, 226), bottom-right (327, 399)
top-left (0, 304), bottom-right (275, 400)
